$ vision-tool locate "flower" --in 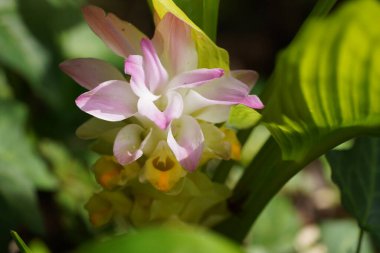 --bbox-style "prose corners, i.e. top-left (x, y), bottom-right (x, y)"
top-left (60, 5), bottom-right (263, 191)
